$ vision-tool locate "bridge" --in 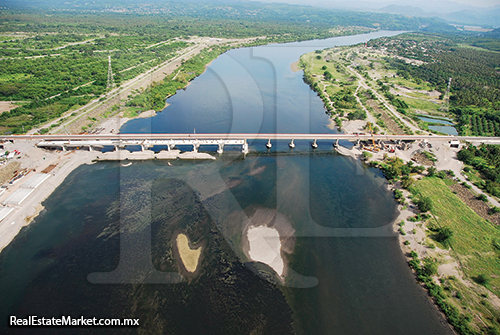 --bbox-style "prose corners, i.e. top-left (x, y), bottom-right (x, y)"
top-left (2, 133), bottom-right (500, 154)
